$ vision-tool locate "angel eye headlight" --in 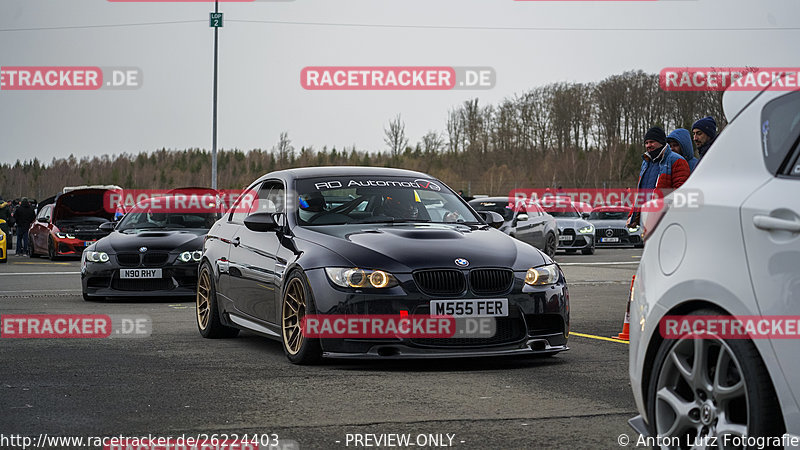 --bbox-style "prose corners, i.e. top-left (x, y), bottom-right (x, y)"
top-left (578, 225), bottom-right (594, 234)
top-left (86, 251), bottom-right (109, 263)
top-left (325, 268), bottom-right (398, 289)
top-left (525, 264), bottom-right (560, 286)
top-left (179, 251), bottom-right (193, 262)
top-left (192, 250), bottom-right (203, 261)
top-left (56, 232), bottom-right (77, 239)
